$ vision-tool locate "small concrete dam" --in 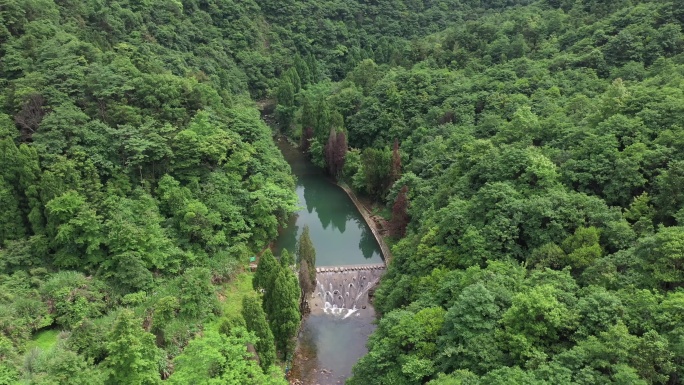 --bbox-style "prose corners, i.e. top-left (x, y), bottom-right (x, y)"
top-left (309, 264), bottom-right (386, 318)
